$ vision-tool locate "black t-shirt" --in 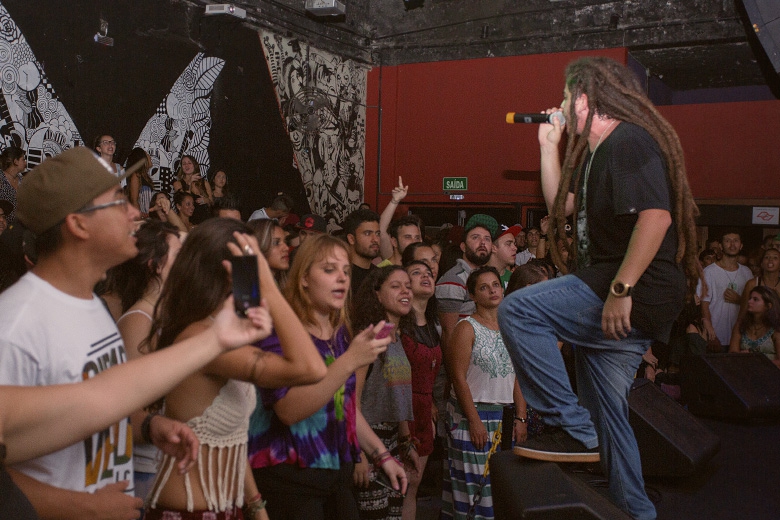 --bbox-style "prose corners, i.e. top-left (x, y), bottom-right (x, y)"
top-left (350, 263), bottom-right (376, 297)
top-left (571, 122), bottom-right (686, 343)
